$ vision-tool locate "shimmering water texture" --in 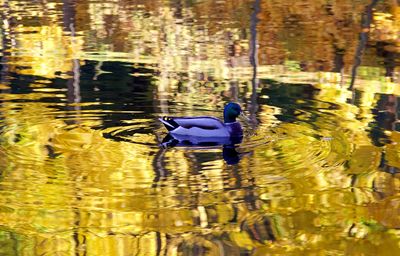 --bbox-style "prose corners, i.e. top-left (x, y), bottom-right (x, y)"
top-left (0, 0), bottom-right (400, 255)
